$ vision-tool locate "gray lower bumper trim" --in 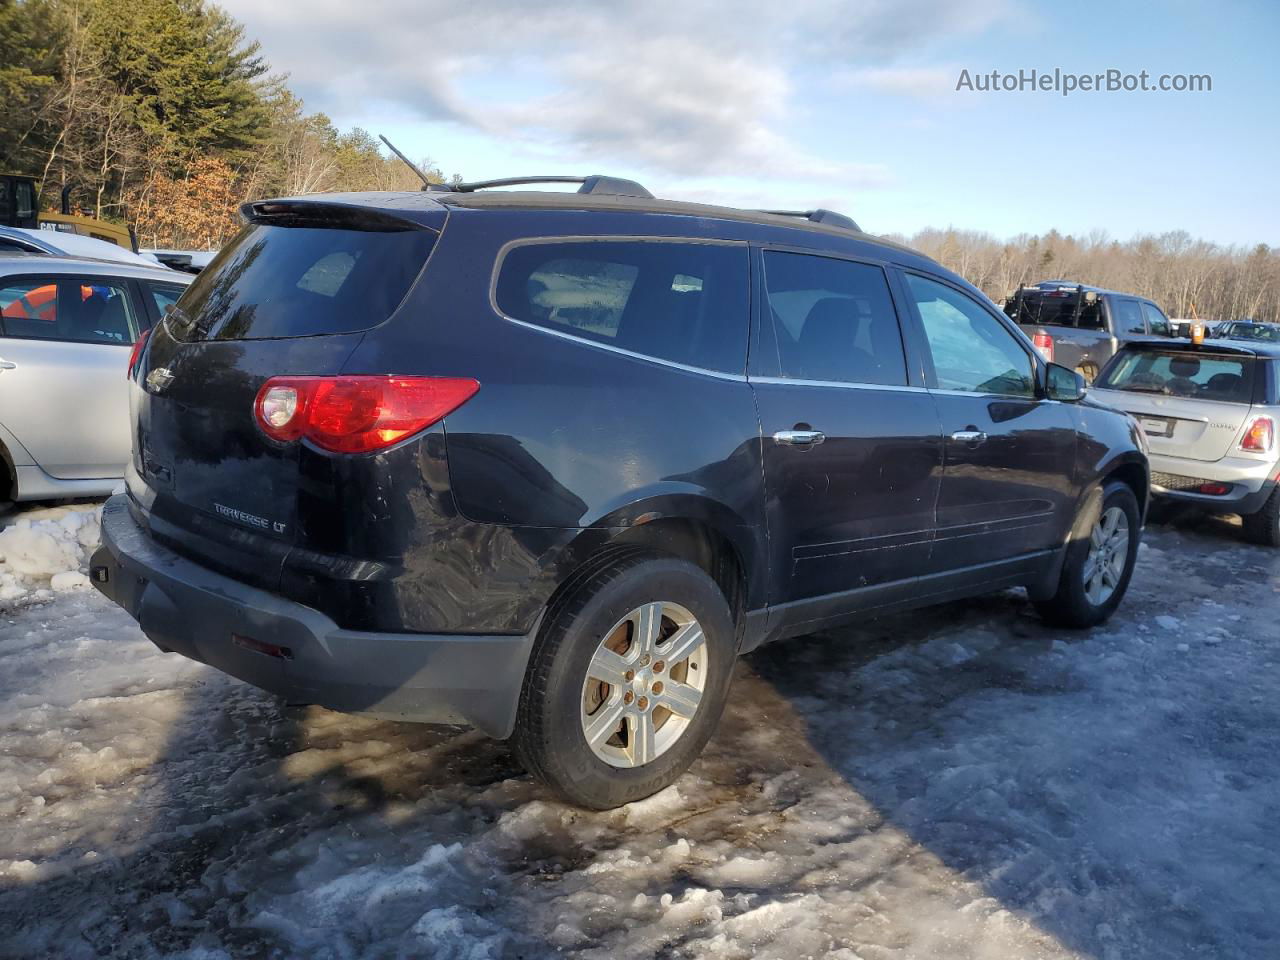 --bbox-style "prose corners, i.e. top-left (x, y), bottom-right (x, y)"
top-left (91, 496), bottom-right (534, 738)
